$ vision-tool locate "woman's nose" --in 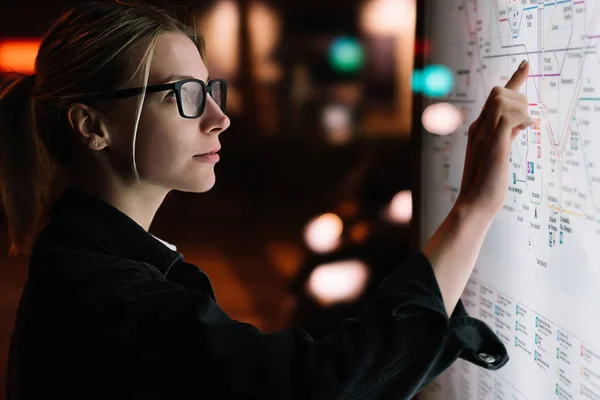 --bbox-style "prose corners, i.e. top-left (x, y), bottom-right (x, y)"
top-left (200, 95), bottom-right (230, 134)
